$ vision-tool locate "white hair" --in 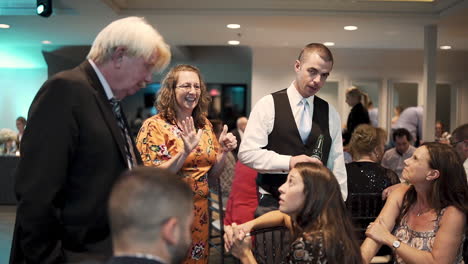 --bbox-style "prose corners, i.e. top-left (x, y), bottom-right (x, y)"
top-left (87, 16), bottom-right (170, 71)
